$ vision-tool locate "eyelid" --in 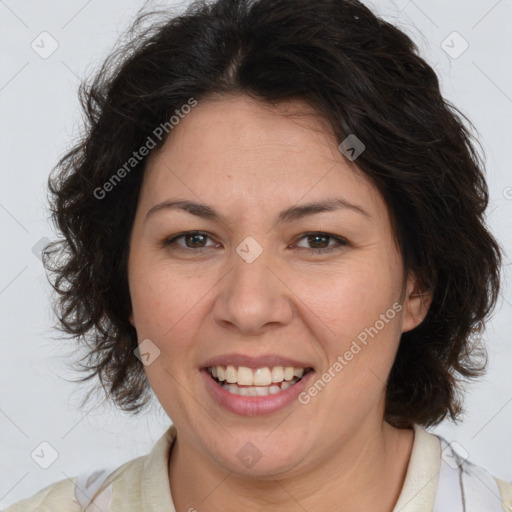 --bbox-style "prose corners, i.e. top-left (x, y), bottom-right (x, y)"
top-left (164, 230), bottom-right (349, 253)
top-left (163, 230), bottom-right (219, 248)
top-left (293, 232), bottom-right (348, 250)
